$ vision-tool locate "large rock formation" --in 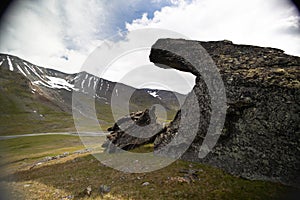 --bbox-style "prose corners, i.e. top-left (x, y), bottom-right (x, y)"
top-left (102, 107), bottom-right (163, 153)
top-left (150, 39), bottom-right (300, 187)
